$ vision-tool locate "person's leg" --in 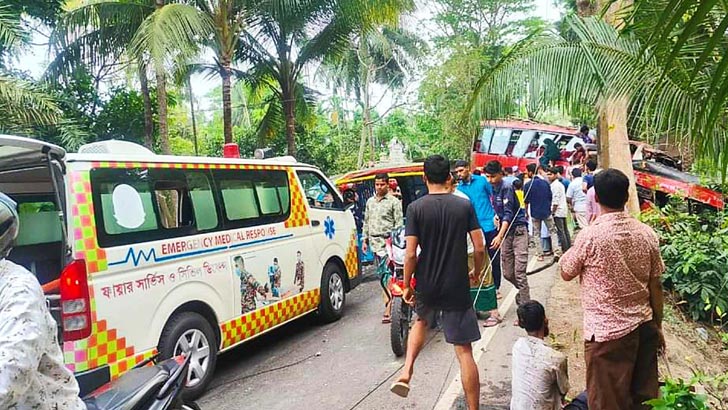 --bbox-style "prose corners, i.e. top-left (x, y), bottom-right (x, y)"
top-left (575, 212), bottom-right (588, 231)
top-left (554, 217), bottom-right (571, 252)
top-left (396, 317), bottom-right (429, 385)
top-left (631, 321), bottom-right (660, 409)
top-left (585, 330), bottom-right (640, 410)
top-left (454, 343), bottom-right (480, 410)
top-left (561, 217), bottom-right (572, 249)
top-left (532, 218), bottom-right (546, 255)
top-left (545, 216), bottom-right (562, 255)
top-left (513, 225), bottom-right (530, 303)
top-left (484, 230), bottom-right (502, 290)
top-left (501, 232), bottom-right (517, 300)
